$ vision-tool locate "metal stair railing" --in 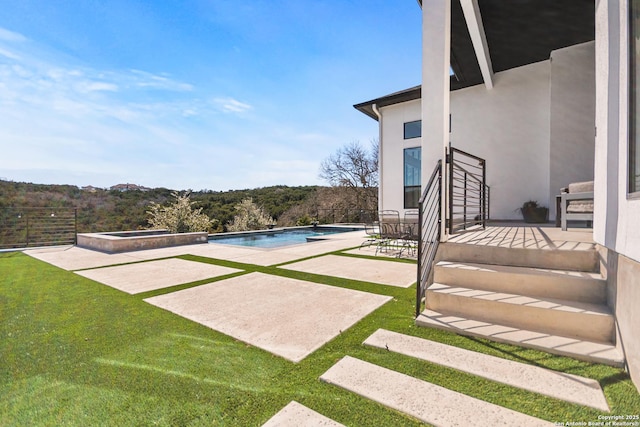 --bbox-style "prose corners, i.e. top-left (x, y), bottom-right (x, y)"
top-left (447, 145), bottom-right (489, 234)
top-left (416, 160), bottom-right (442, 317)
